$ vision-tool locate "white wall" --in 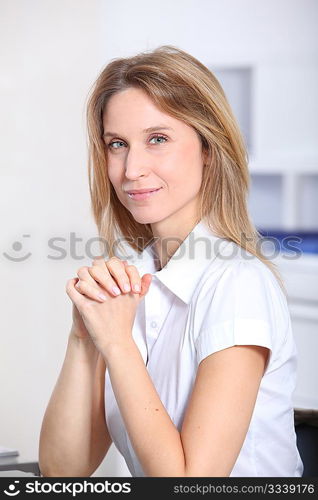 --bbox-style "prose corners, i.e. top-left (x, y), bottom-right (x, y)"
top-left (1, 0), bottom-right (317, 477)
top-left (0, 0), bottom-right (127, 476)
